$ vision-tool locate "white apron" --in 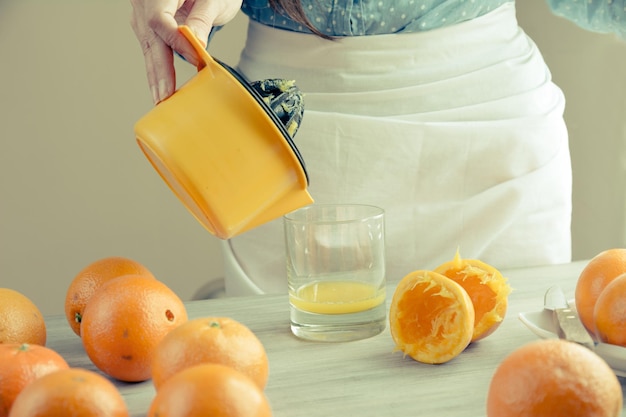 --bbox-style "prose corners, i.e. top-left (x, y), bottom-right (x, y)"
top-left (222, 3), bottom-right (572, 296)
